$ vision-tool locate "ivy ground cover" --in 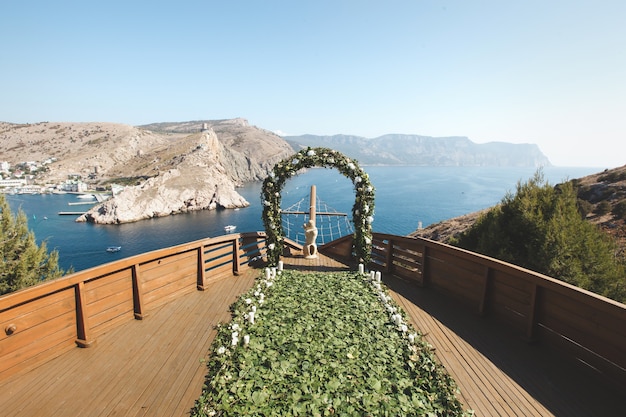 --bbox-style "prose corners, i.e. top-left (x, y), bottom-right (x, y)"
top-left (192, 269), bottom-right (469, 416)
